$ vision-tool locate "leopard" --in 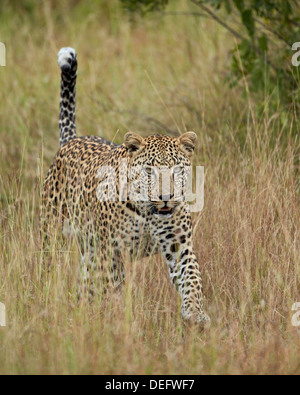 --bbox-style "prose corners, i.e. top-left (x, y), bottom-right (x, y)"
top-left (41, 47), bottom-right (210, 327)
